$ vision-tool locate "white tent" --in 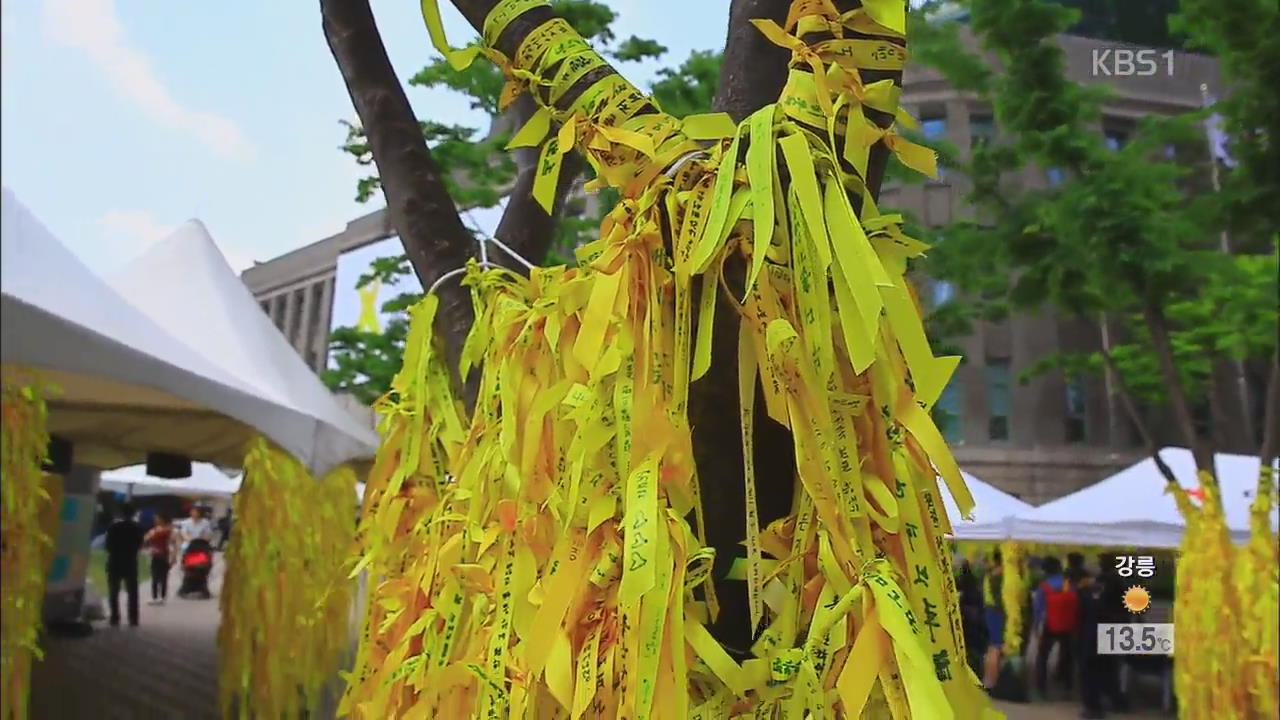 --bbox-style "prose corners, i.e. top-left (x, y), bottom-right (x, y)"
top-left (942, 471), bottom-right (1034, 540)
top-left (1000, 448), bottom-right (1277, 548)
top-left (100, 463), bottom-right (242, 498)
top-left (101, 464), bottom-right (368, 504)
top-left (108, 220), bottom-right (378, 476)
top-left (1, 188), bottom-right (323, 470)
